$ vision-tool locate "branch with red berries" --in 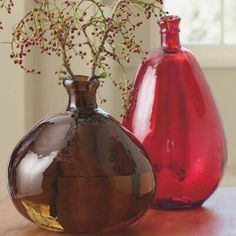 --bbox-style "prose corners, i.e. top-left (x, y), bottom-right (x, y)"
top-left (0, 0), bottom-right (13, 29)
top-left (11, 0), bottom-right (165, 111)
